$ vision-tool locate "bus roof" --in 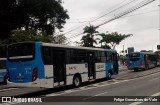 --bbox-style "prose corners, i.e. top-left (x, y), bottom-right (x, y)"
top-left (7, 41), bottom-right (117, 53)
top-left (42, 42), bottom-right (117, 53)
top-left (128, 51), bottom-right (156, 55)
top-left (141, 52), bottom-right (156, 55)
